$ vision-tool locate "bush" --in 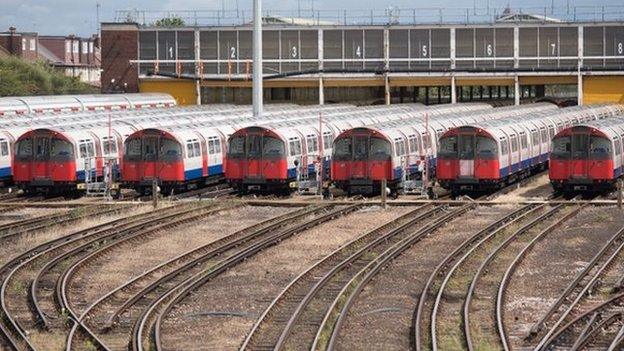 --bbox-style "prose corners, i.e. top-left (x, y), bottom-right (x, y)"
top-left (0, 56), bottom-right (97, 96)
